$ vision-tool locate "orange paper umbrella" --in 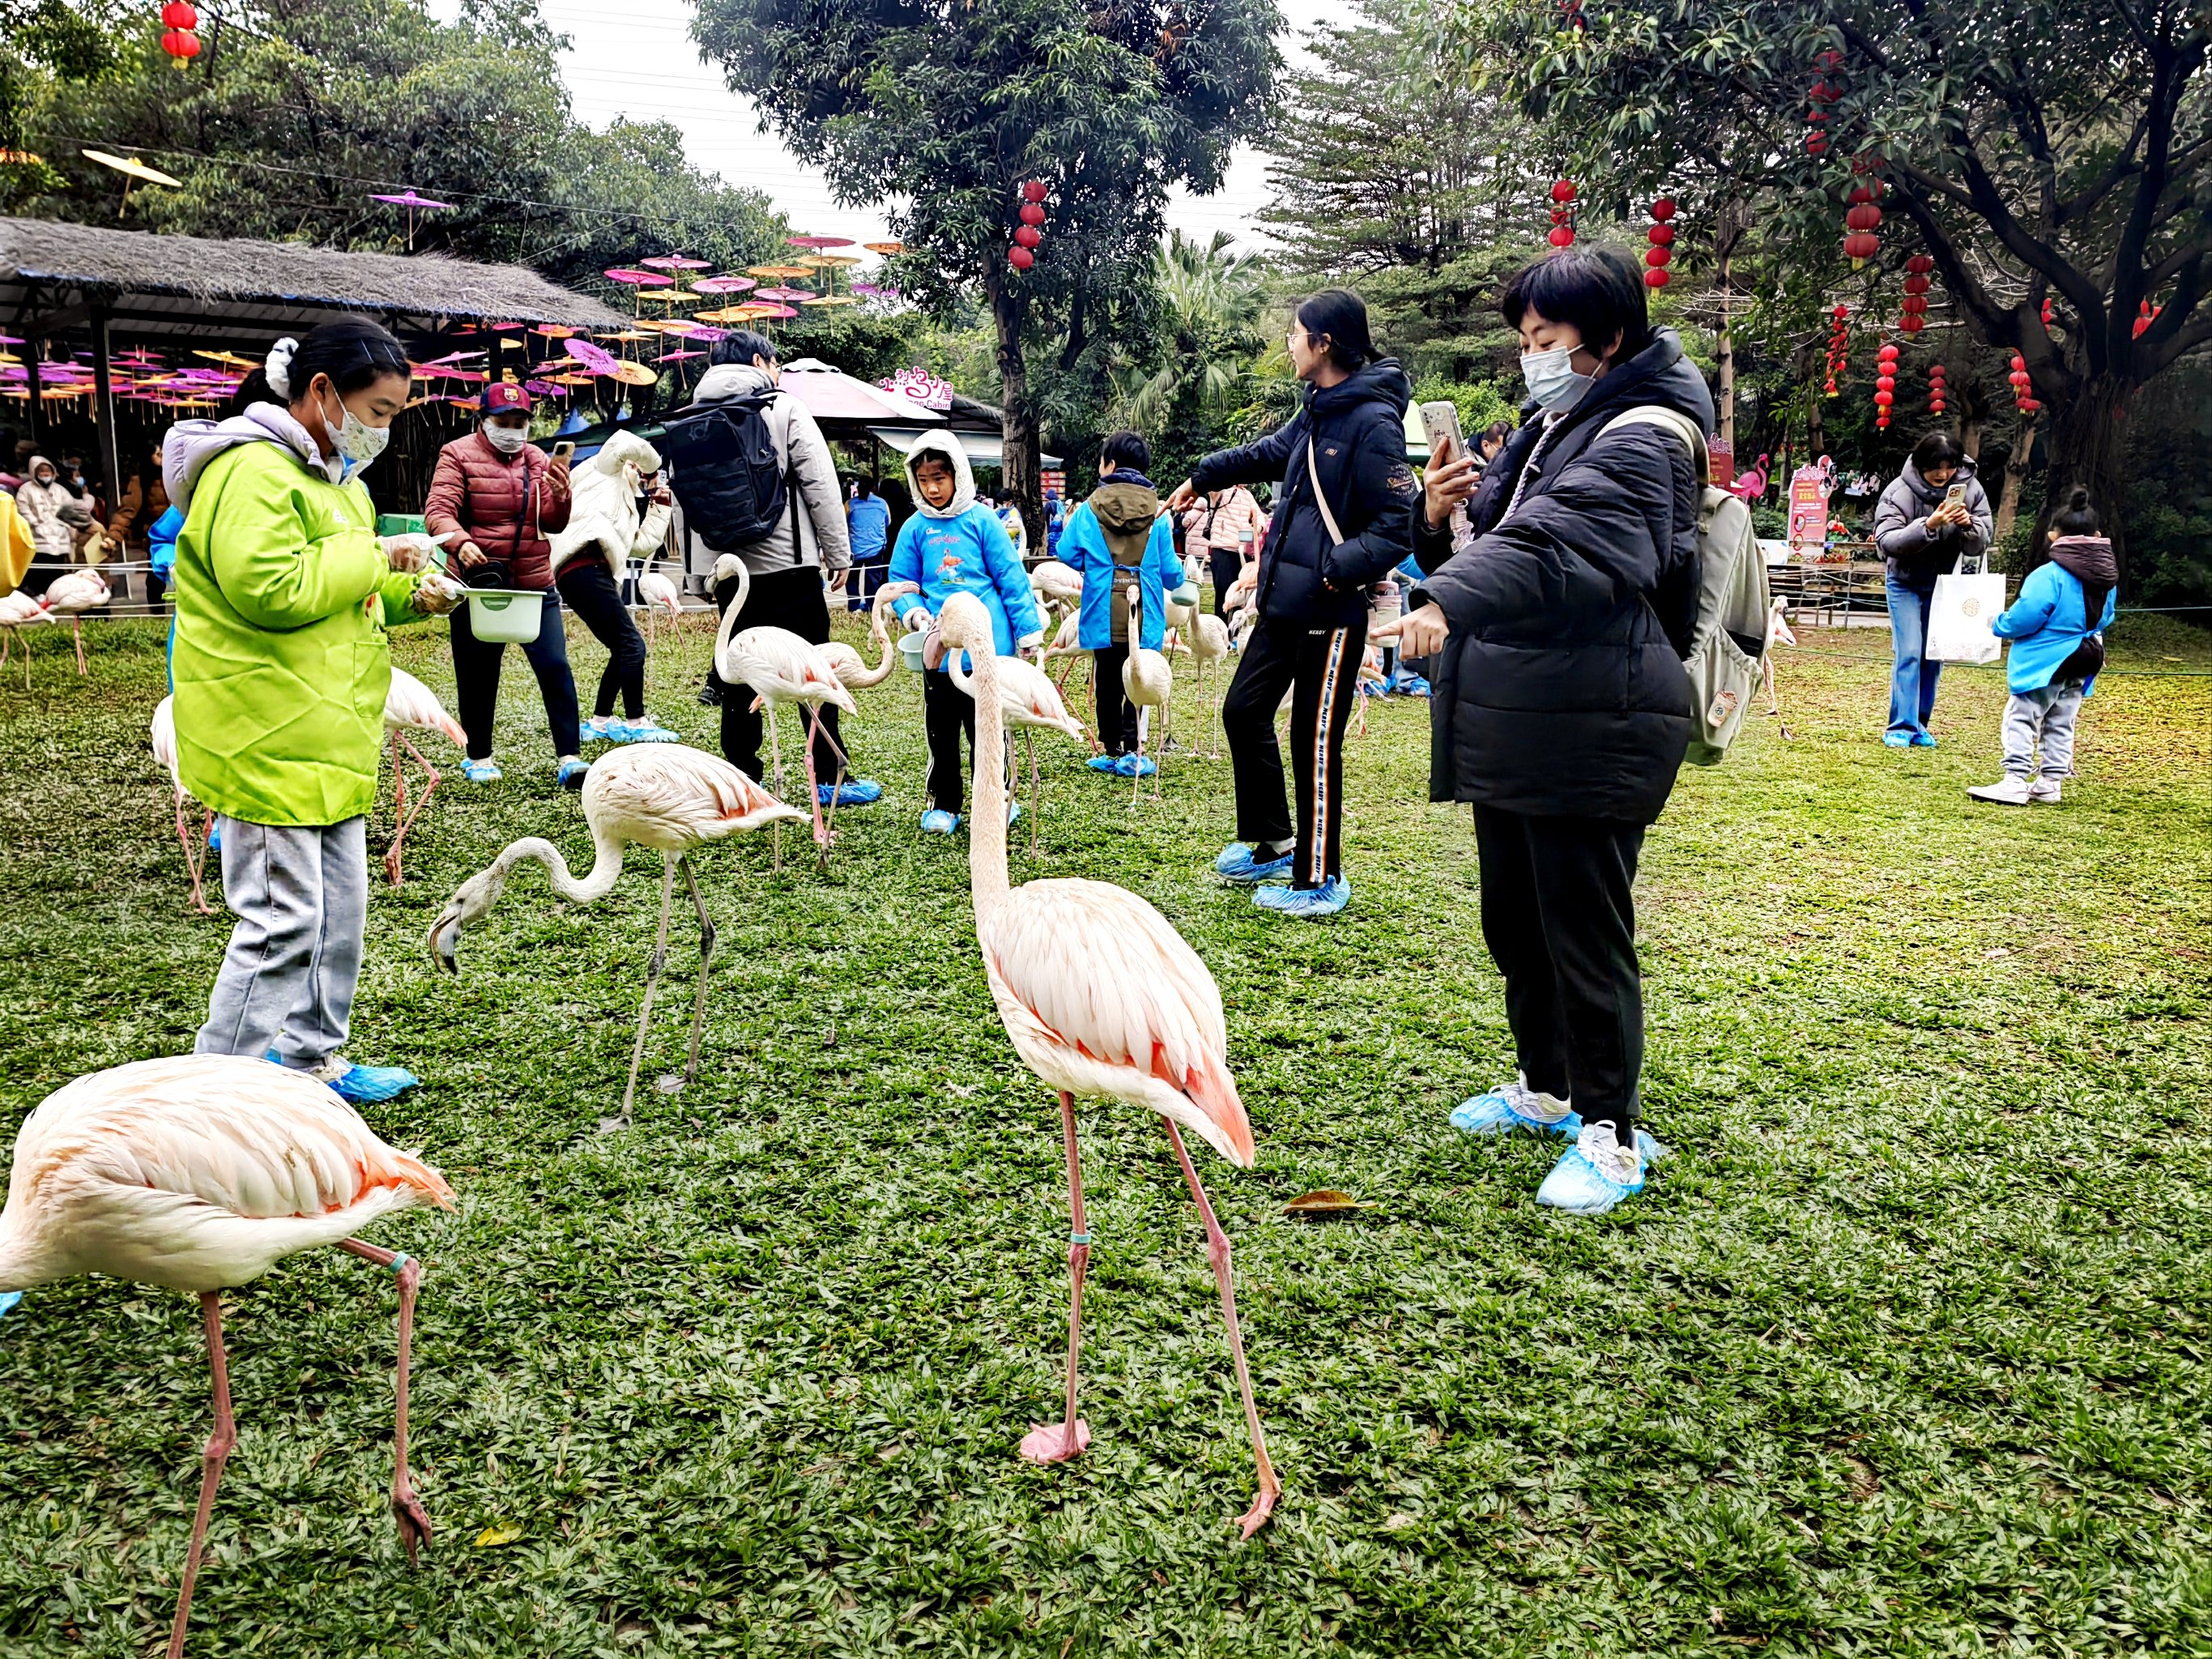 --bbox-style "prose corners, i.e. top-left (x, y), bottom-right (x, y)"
top-left (802, 295), bottom-right (859, 307)
top-left (745, 264), bottom-right (817, 280)
top-left (612, 360), bottom-right (660, 386)
top-left (862, 241), bottom-right (904, 255)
